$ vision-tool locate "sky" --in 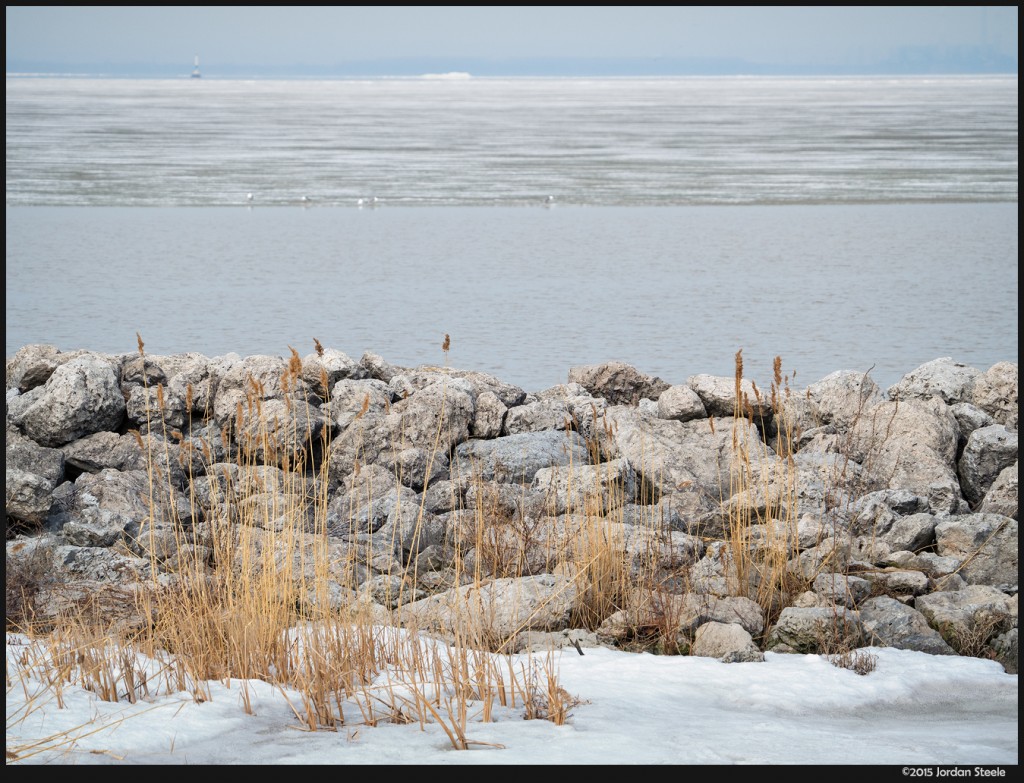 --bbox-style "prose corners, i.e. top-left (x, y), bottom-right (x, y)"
top-left (5, 6), bottom-right (1019, 77)
top-left (7, 631), bottom-right (1018, 766)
